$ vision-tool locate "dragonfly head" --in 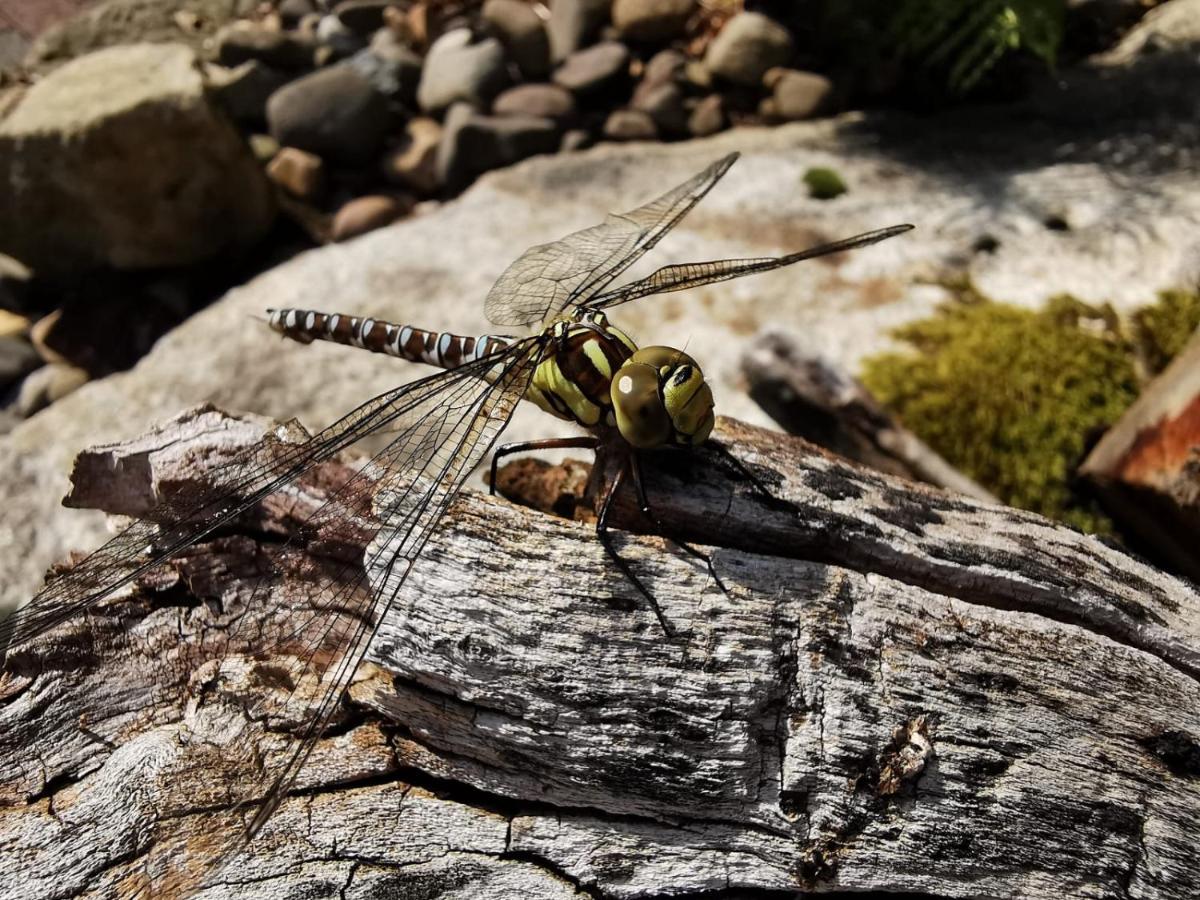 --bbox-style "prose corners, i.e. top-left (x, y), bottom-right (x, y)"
top-left (610, 346), bottom-right (715, 449)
